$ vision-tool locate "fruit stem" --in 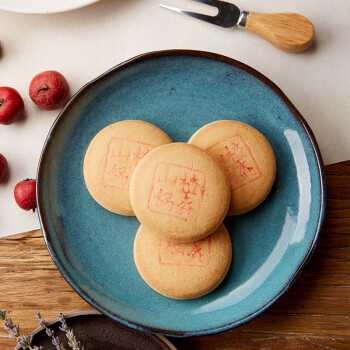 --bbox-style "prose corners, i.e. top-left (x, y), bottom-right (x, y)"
top-left (36, 85), bottom-right (49, 93)
top-left (0, 99), bottom-right (7, 107)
